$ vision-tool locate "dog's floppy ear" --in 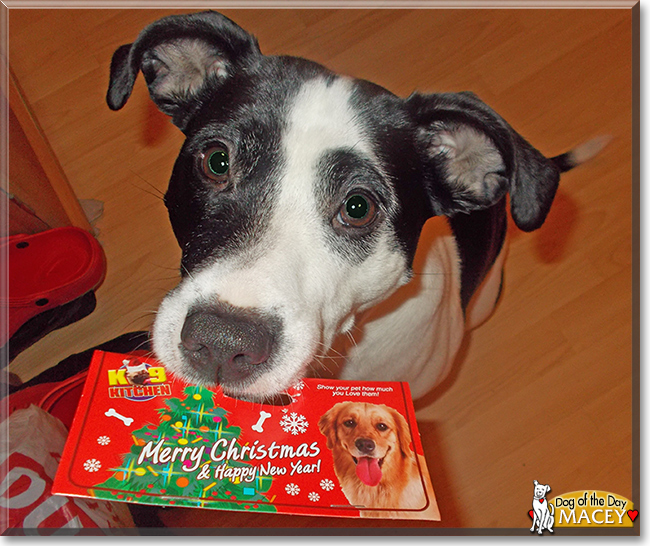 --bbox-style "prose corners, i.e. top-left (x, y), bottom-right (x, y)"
top-left (408, 91), bottom-right (561, 232)
top-left (389, 407), bottom-right (413, 459)
top-left (107, 10), bottom-right (261, 130)
top-left (318, 405), bottom-right (341, 450)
